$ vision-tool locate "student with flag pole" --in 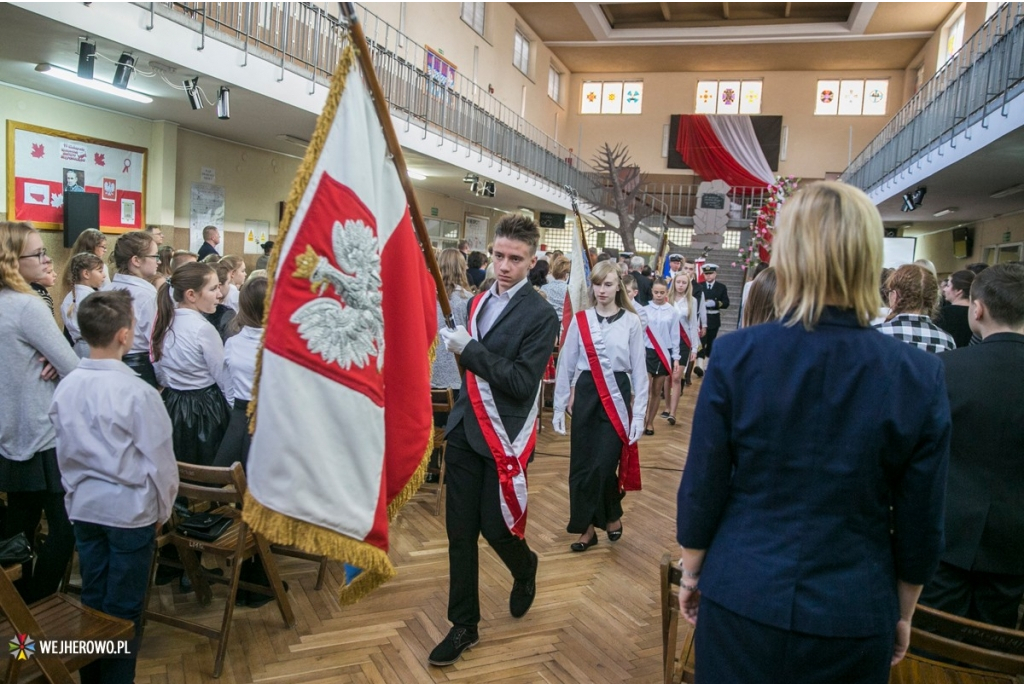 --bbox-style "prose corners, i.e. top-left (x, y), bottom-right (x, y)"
top-left (552, 261), bottom-right (647, 552)
top-left (642, 279), bottom-right (680, 435)
top-left (434, 215), bottom-right (560, 666)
